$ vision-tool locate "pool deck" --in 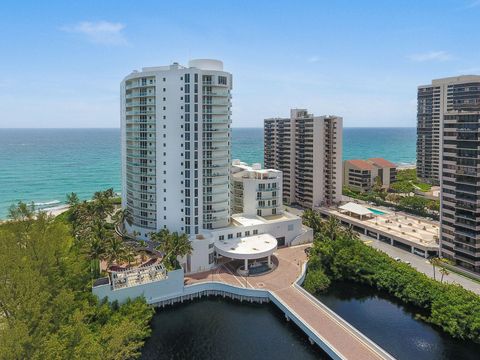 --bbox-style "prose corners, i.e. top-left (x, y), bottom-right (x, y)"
top-left (320, 207), bottom-right (439, 256)
top-left (186, 245), bottom-right (393, 360)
